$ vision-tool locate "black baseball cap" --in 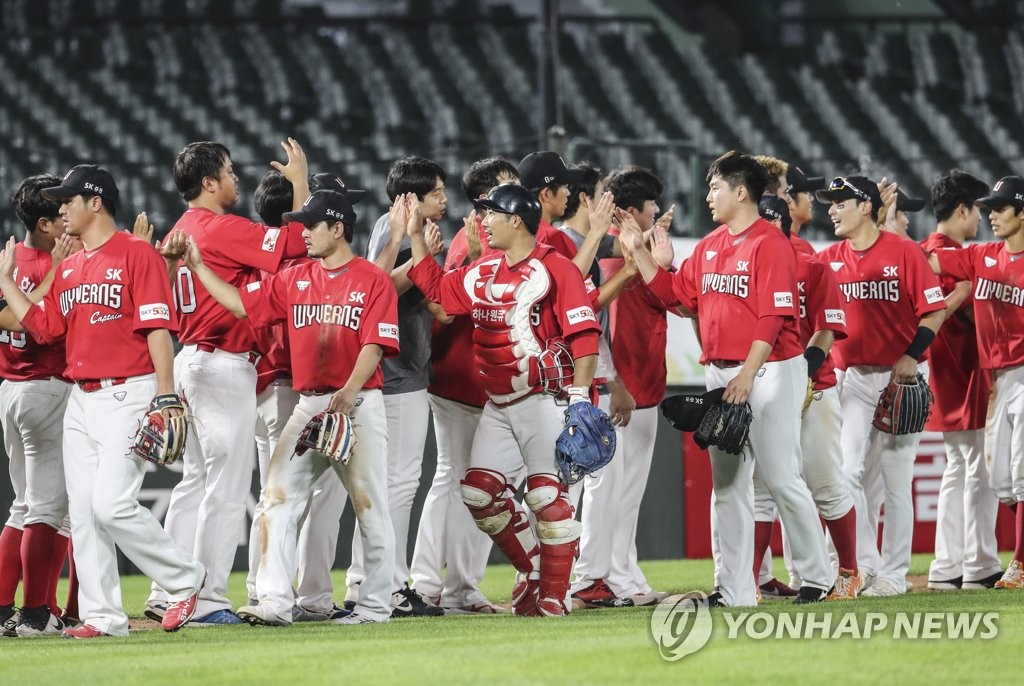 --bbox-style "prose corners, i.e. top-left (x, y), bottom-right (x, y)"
top-left (976, 176), bottom-right (1024, 210)
top-left (473, 184), bottom-right (542, 233)
top-left (517, 151), bottom-right (585, 189)
top-left (309, 173), bottom-right (366, 205)
top-left (660, 388), bottom-right (725, 432)
top-left (895, 189), bottom-right (926, 213)
top-left (759, 195), bottom-right (792, 234)
top-left (816, 175), bottom-right (883, 209)
top-left (785, 166), bottom-right (825, 194)
top-left (283, 190), bottom-right (357, 226)
top-left (42, 165), bottom-right (119, 203)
